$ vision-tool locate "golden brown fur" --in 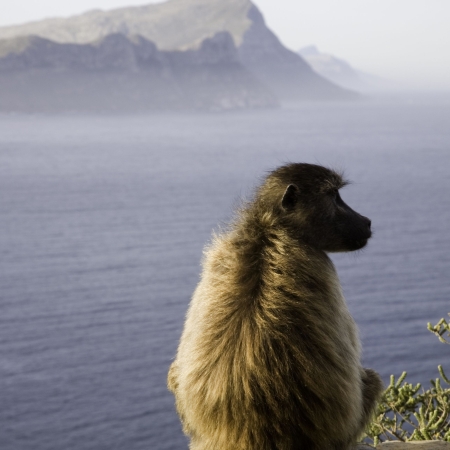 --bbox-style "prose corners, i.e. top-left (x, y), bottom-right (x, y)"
top-left (168, 163), bottom-right (383, 450)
